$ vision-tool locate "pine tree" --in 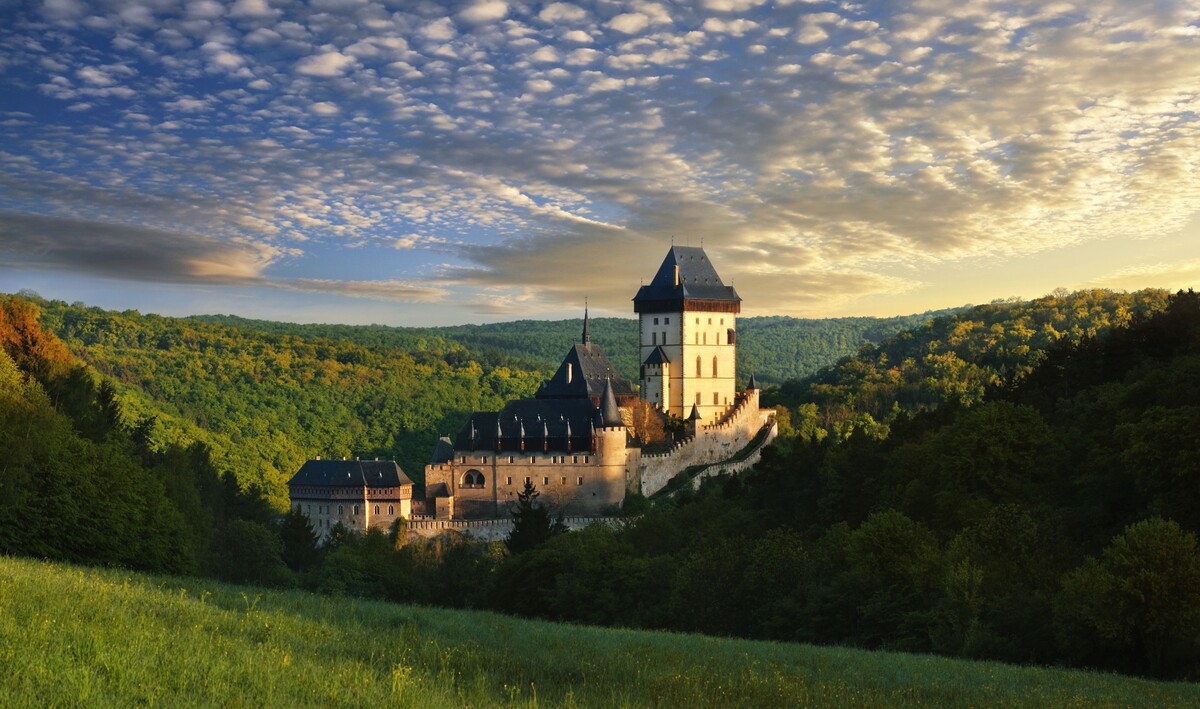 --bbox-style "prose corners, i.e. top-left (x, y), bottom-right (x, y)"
top-left (505, 481), bottom-right (566, 554)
